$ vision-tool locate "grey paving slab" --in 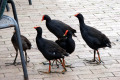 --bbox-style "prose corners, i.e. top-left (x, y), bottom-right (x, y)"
top-left (0, 0), bottom-right (120, 80)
